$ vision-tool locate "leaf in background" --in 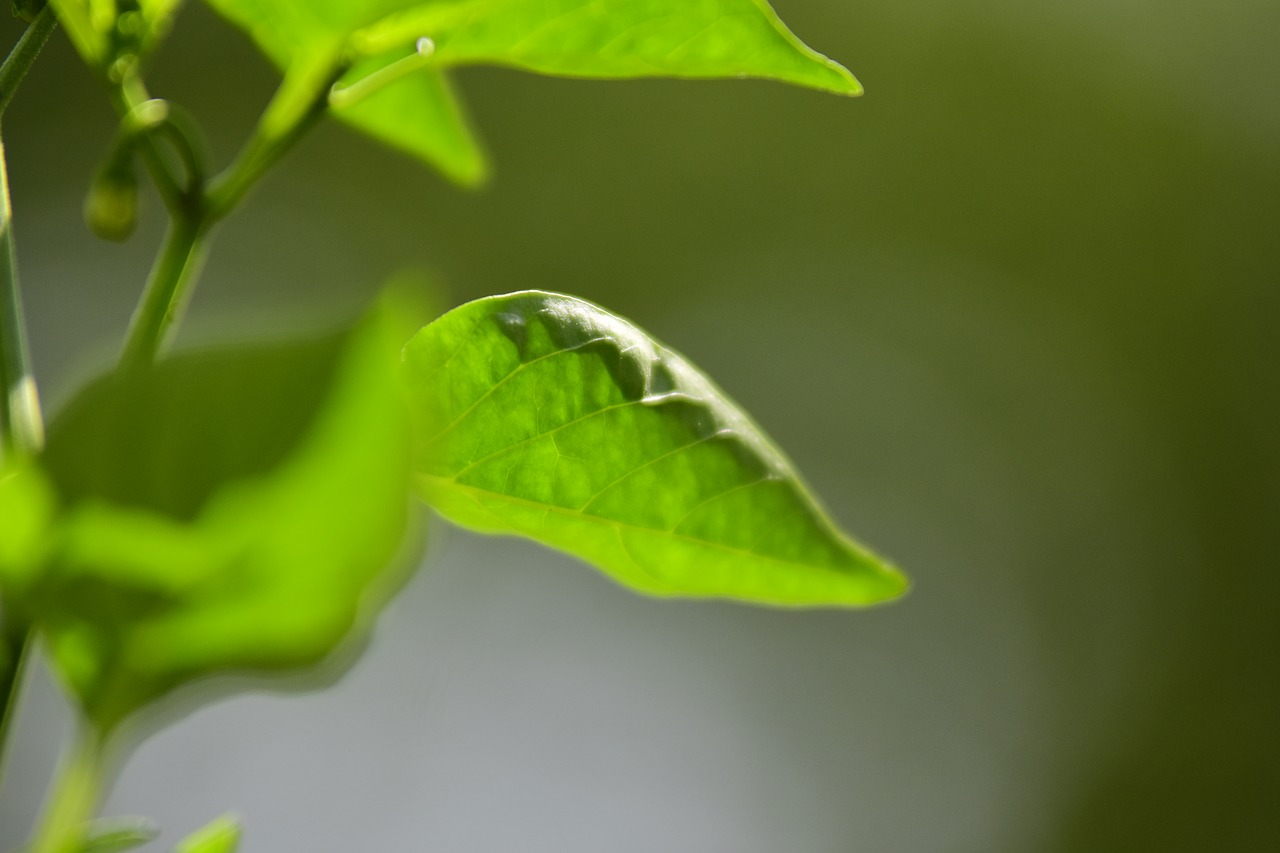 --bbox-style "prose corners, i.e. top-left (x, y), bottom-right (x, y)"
top-left (201, 0), bottom-right (487, 184)
top-left (403, 292), bottom-right (906, 607)
top-left (357, 0), bottom-right (860, 95)
top-left (33, 300), bottom-right (416, 733)
top-left (174, 815), bottom-right (241, 853)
